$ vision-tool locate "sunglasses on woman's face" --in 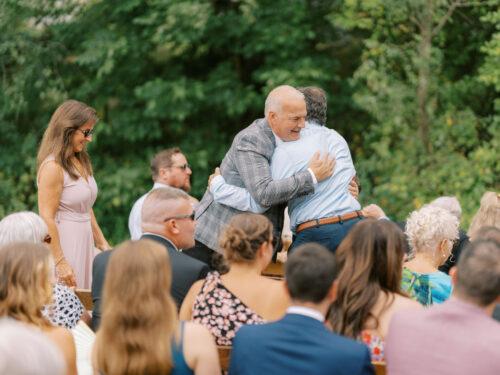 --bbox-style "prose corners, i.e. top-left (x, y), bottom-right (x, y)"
top-left (77, 128), bottom-right (94, 138)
